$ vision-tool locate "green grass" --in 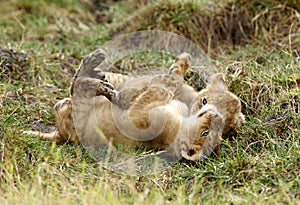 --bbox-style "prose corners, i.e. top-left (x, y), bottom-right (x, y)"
top-left (0, 0), bottom-right (299, 204)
